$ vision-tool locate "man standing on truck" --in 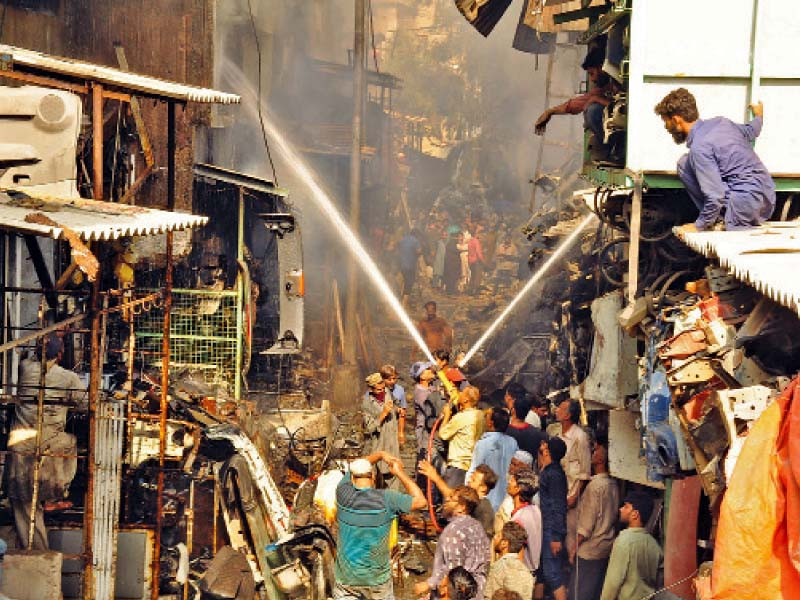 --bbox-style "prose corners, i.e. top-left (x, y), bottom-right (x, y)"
top-left (335, 451), bottom-right (426, 600)
top-left (654, 87), bottom-right (776, 232)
